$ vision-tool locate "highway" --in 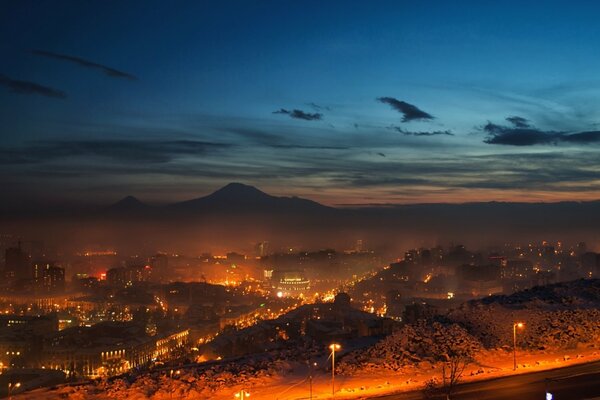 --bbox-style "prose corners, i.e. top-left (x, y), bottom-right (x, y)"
top-left (373, 360), bottom-right (600, 400)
